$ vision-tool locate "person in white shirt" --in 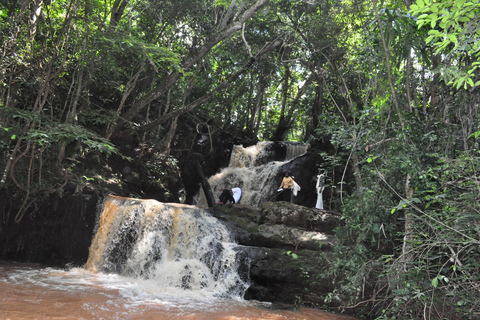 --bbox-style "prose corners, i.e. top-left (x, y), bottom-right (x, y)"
top-left (217, 183), bottom-right (242, 204)
top-left (231, 185), bottom-right (242, 203)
